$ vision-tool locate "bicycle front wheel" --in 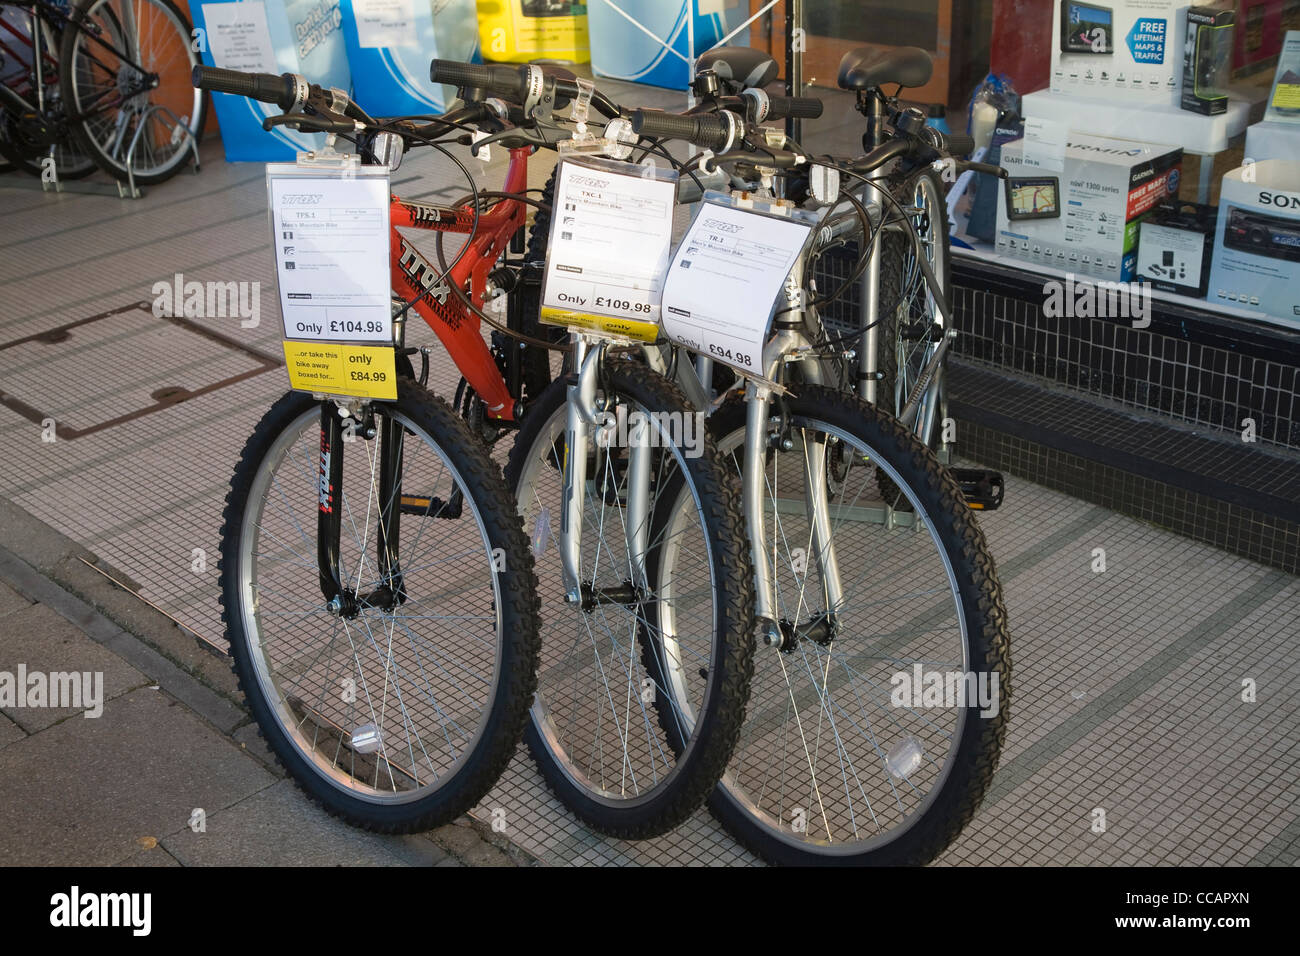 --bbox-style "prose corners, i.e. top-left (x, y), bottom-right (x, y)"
top-left (705, 386), bottom-right (1009, 864)
top-left (506, 358), bottom-right (755, 838)
top-left (220, 380), bottom-right (540, 832)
